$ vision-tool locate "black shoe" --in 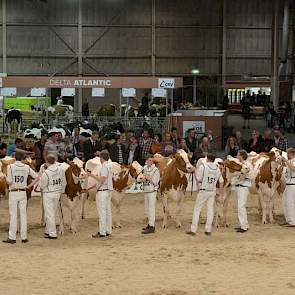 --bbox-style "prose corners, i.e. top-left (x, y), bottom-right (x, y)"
top-left (44, 233), bottom-right (49, 237)
top-left (44, 235), bottom-right (57, 239)
top-left (279, 222), bottom-right (288, 227)
top-left (142, 226), bottom-right (155, 234)
top-left (282, 224), bottom-right (295, 228)
top-left (236, 228), bottom-right (248, 233)
top-left (99, 234), bottom-right (107, 238)
top-left (186, 231), bottom-right (196, 236)
top-left (22, 239), bottom-right (29, 243)
top-left (234, 227), bottom-right (241, 230)
top-left (204, 232), bottom-right (211, 236)
top-left (106, 233), bottom-right (111, 237)
top-left (142, 224), bottom-right (150, 230)
top-left (2, 238), bottom-right (16, 244)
